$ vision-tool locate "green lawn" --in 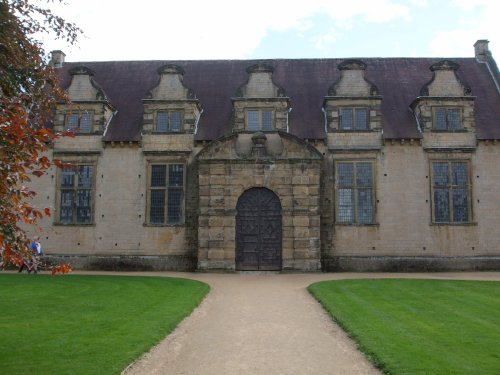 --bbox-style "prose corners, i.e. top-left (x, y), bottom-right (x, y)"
top-left (0, 274), bottom-right (209, 375)
top-left (308, 279), bottom-right (500, 375)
